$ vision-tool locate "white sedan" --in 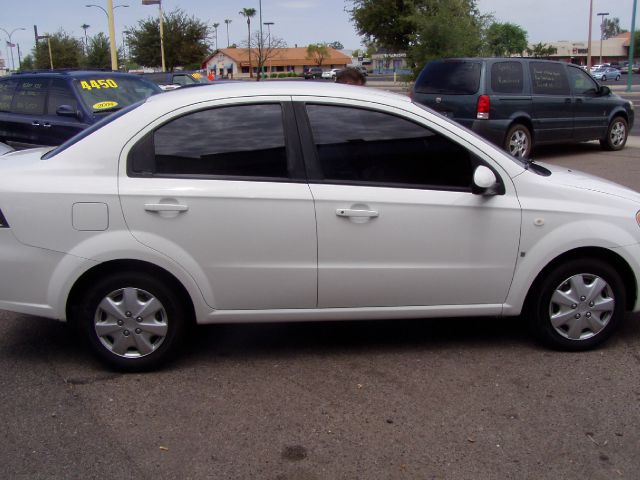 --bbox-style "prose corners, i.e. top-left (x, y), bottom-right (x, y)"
top-left (321, 68), bottom-right (342, 80)
top-left (1, 82), bottom-right (640, 370)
